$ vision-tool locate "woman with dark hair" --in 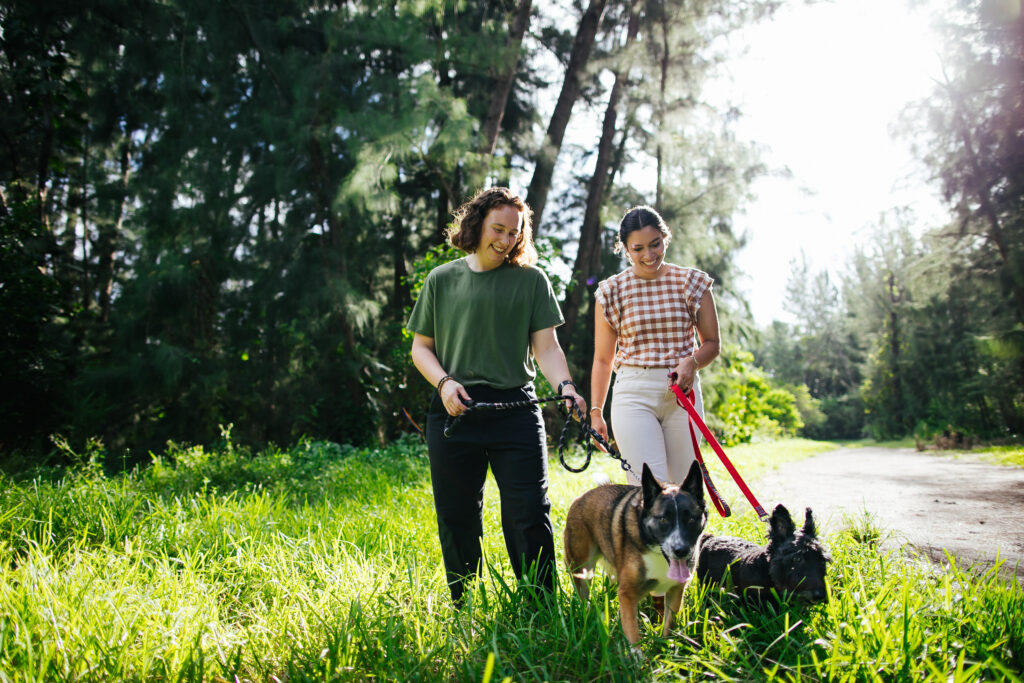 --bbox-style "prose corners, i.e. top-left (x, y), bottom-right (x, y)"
top-left (589, 205), bottom-right (721, 485)
top-left (407, 186), bottom-right (586, 605)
